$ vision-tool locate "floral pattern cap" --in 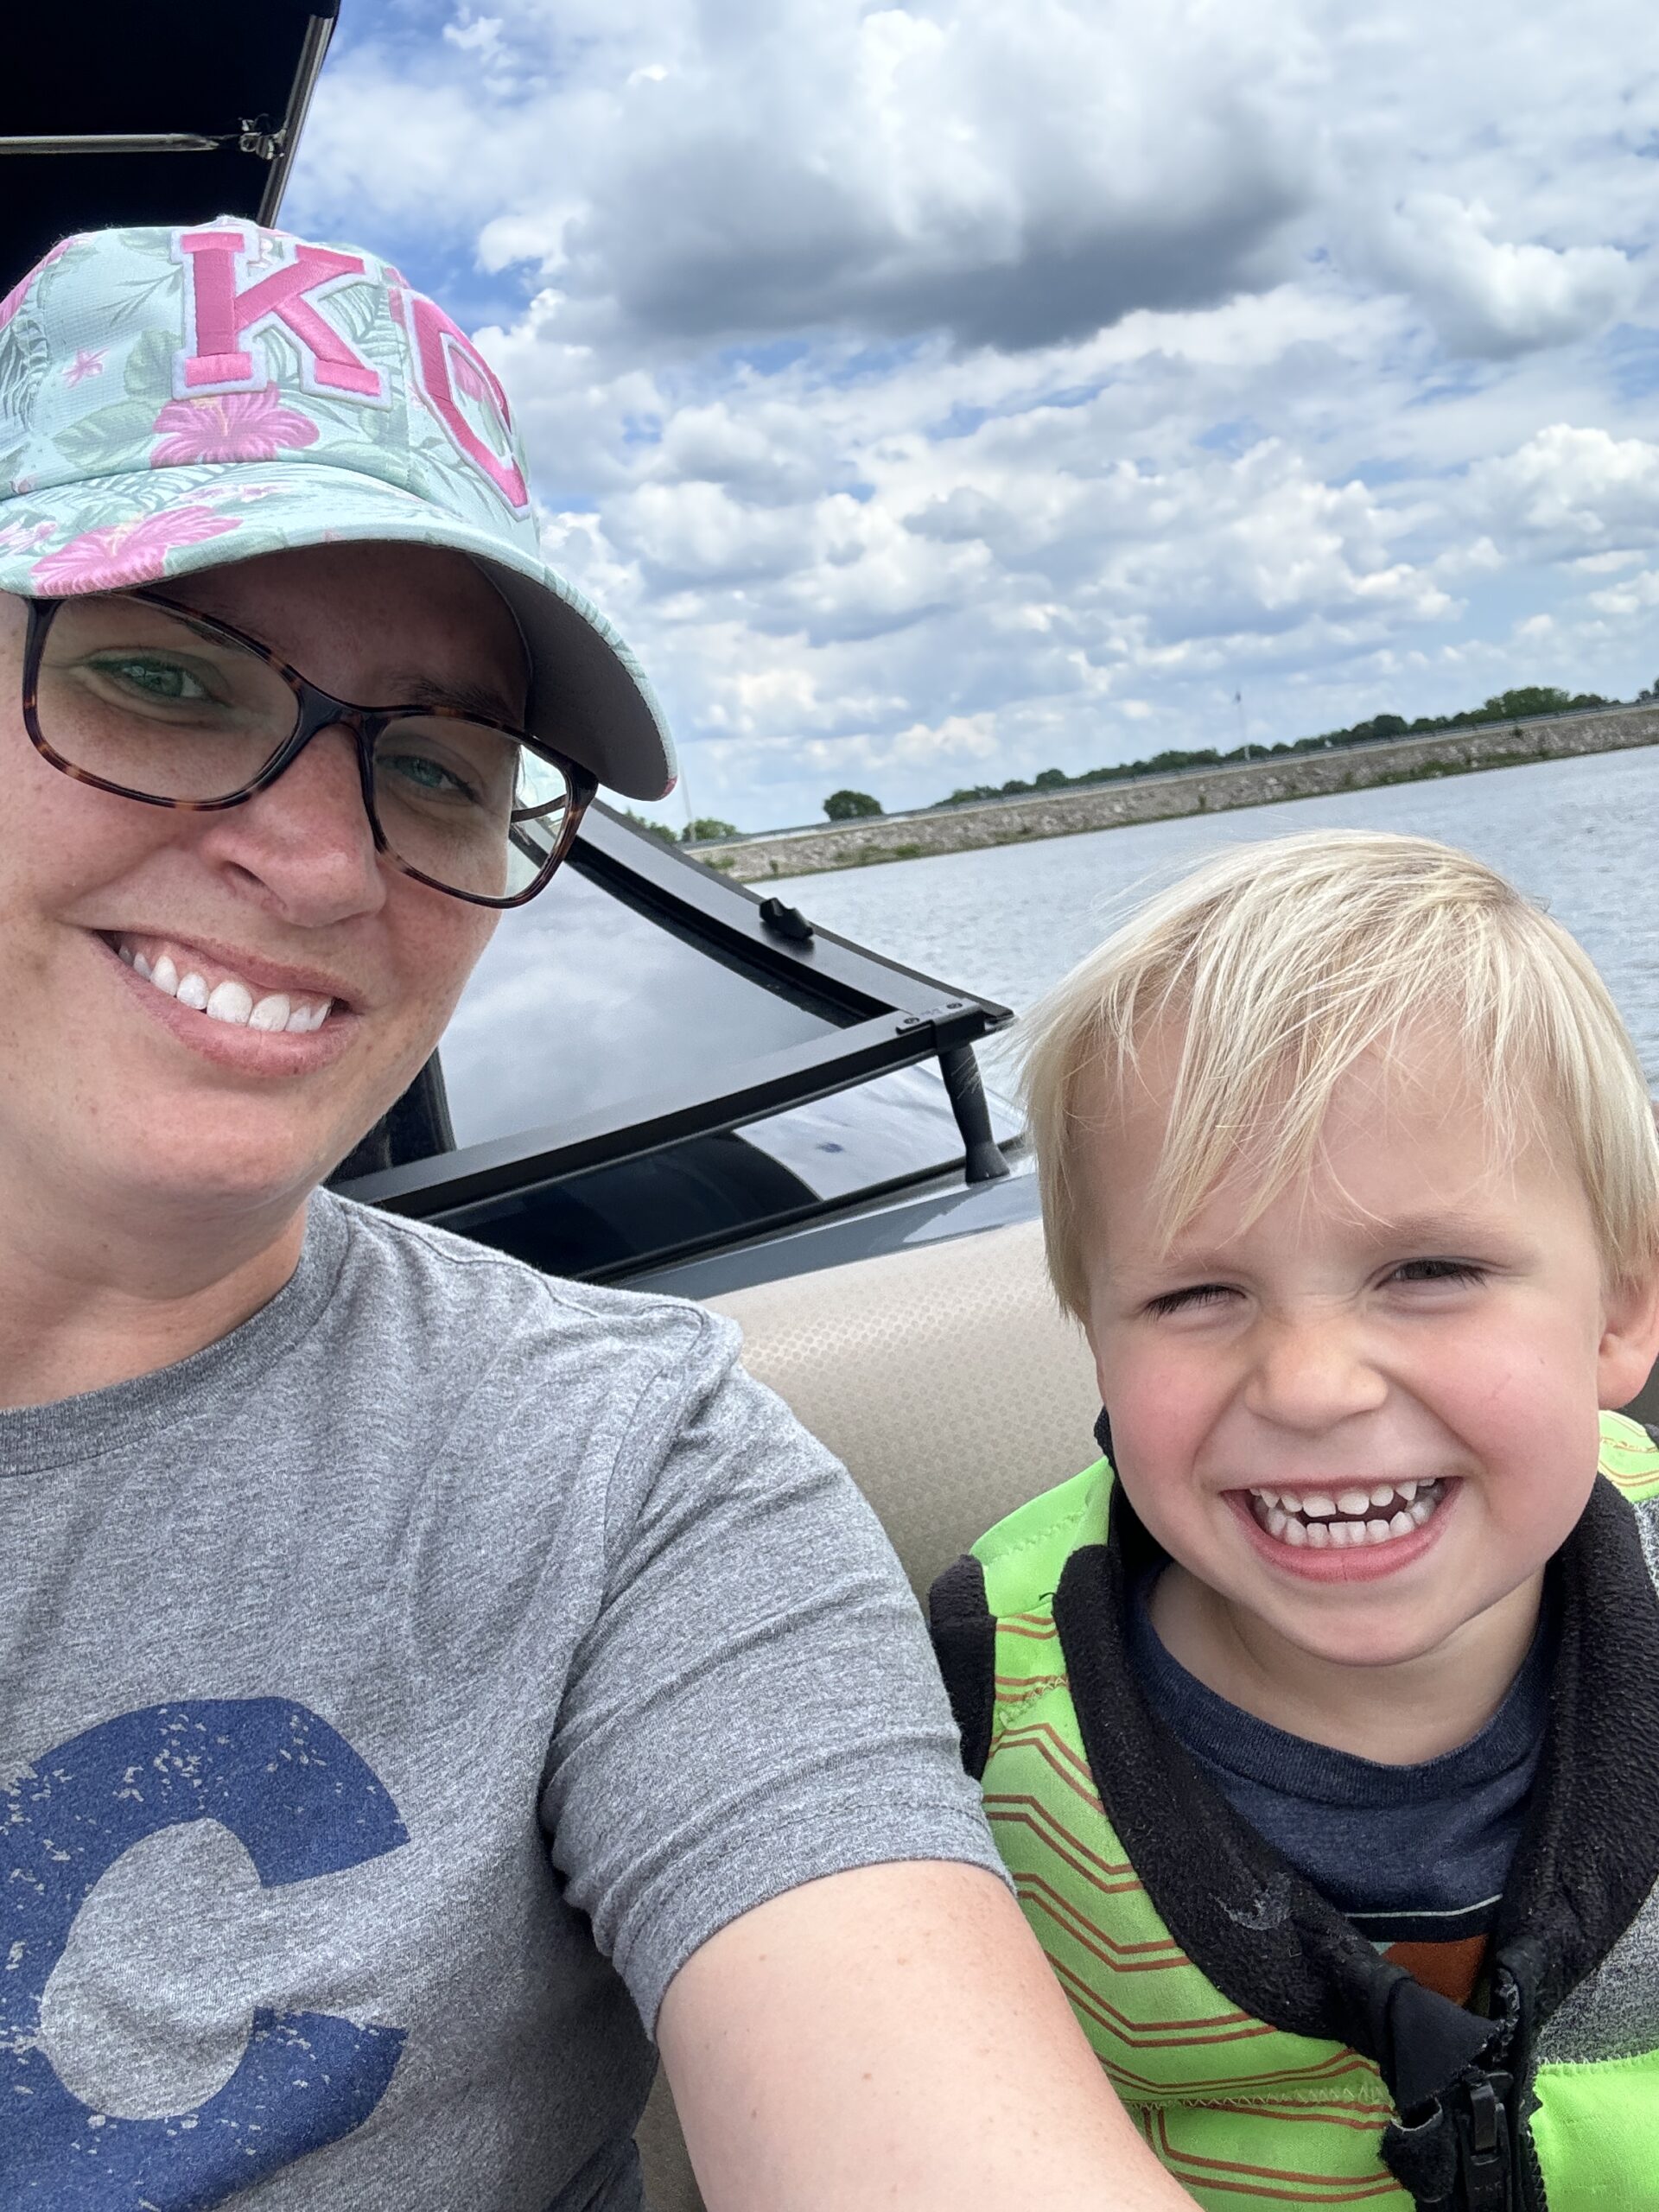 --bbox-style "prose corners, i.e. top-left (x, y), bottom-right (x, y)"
top-left (0, 219), bottom-right (674, 798)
